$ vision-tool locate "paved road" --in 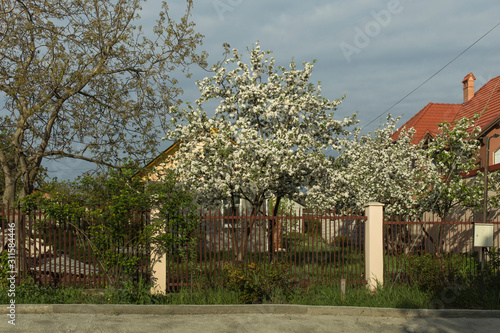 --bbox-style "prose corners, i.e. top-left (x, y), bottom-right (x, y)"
top-left (2, 305), bottom-right (500, 333)
top-left (4, 313), bottom-right (500, 333)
